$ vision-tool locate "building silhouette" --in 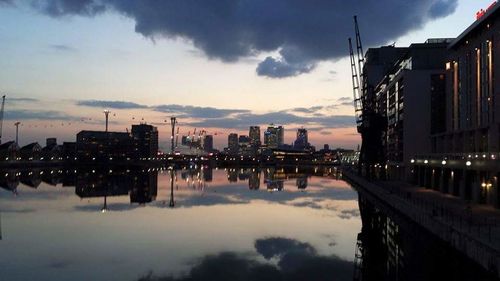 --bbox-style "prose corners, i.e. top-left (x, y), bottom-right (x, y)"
top-left (264, 124), bottom-right (284, 148)
top-left (249, 126), bottom-right (261, 146)
top-left (228, 133), bottom-right (239, 155)
top-left (132, 124), bottom-right (158, 159)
